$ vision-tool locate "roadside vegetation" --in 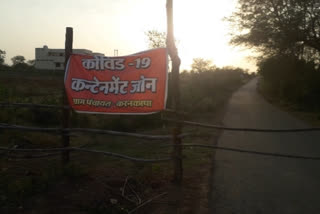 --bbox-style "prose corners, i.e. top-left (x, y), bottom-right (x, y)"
top-left (258, 56), bottom-right (320, 112)
top-left (226, 0), bottom-right (320, 123)
top-left (0, 55), bottom-right (252, 213)
top-left (0, 26), bottom-right (255, 213)
top-left (0, 51), bottom-right (35, 72)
